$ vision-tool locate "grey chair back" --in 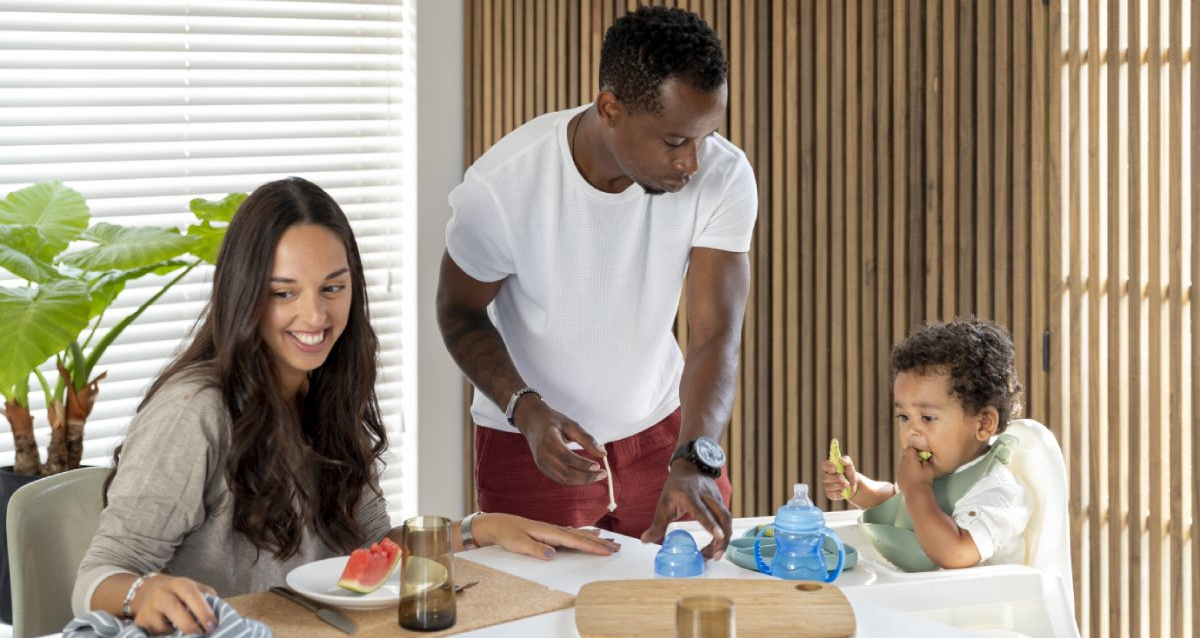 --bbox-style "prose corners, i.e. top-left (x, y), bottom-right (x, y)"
top-left (6, 466), bottom-right (108, 638)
